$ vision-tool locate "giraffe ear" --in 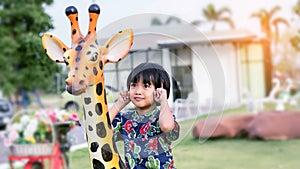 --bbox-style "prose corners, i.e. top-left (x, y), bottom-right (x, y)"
top-left (42, 34), bottom-right (70, 63)
top-left (102, 29), bottom-right (134, 63)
